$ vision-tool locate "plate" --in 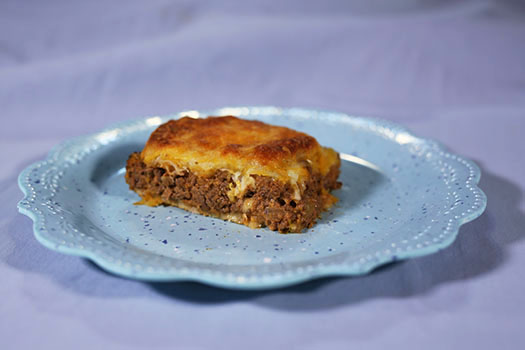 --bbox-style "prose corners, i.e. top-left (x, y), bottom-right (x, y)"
top-left (18, 107), bottom-right (487, 289)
